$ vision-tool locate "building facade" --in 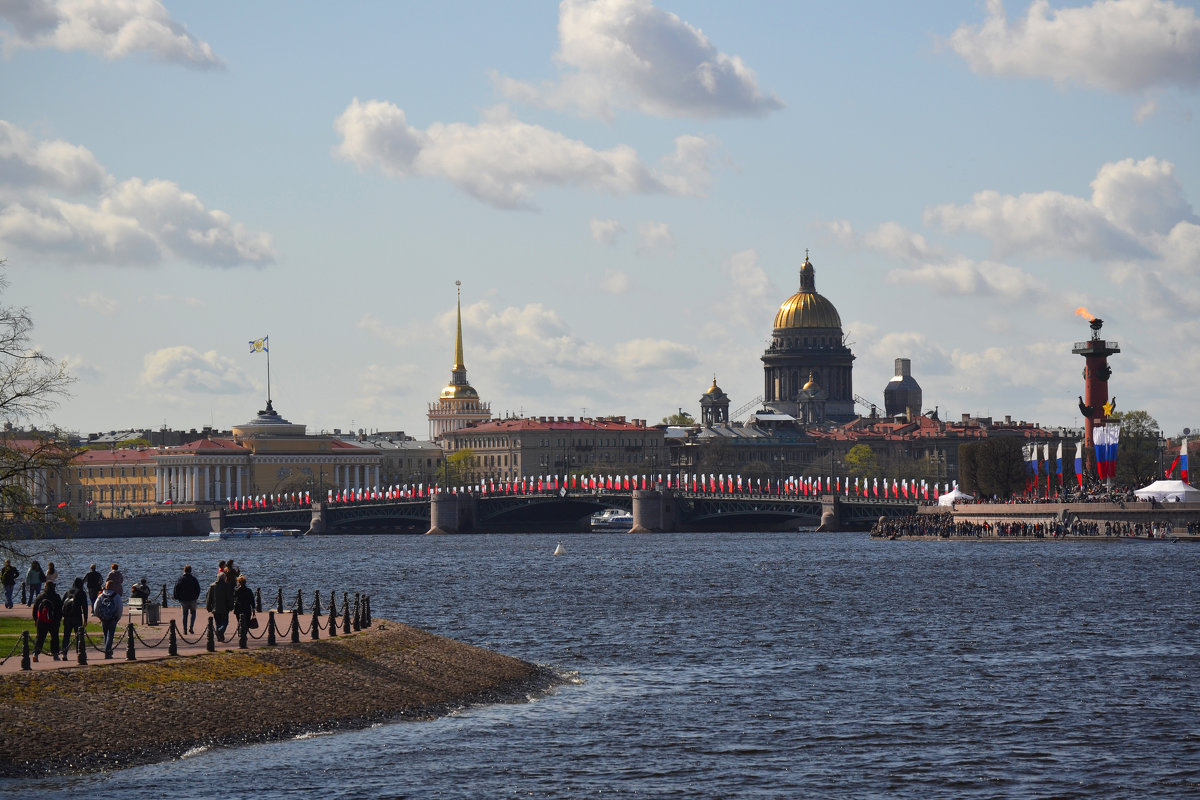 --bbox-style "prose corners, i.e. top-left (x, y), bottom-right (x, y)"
top-left (428, 283), bottom-right (491, 440)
